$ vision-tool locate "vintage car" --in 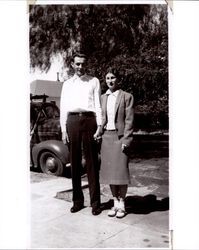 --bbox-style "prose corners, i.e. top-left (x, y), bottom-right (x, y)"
top-left (30, 94), bottom-right (70, 176)
top-left (30, 94), bottom-right (168, 176)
